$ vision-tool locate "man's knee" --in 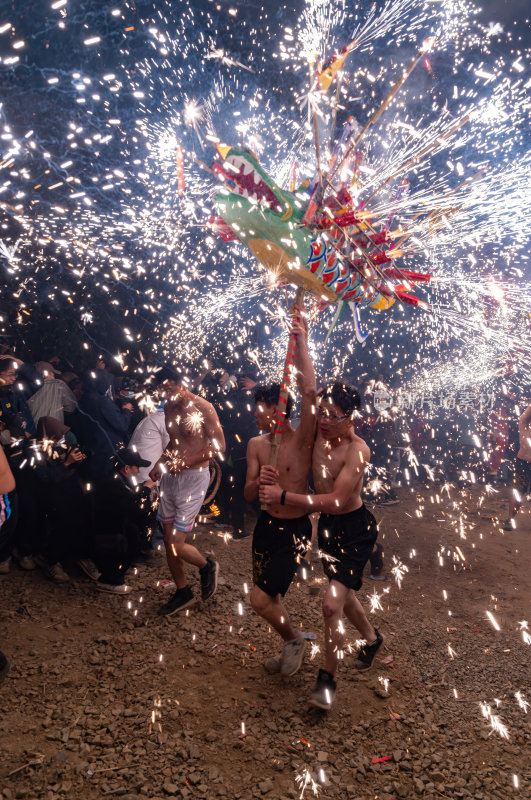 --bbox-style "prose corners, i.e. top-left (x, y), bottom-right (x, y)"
top-left (250, 586), bottom-right (272, 616)
top-left (322, 595), bottom-right (342, 619)
top-left (163, 526), bottom-right (186, 554)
